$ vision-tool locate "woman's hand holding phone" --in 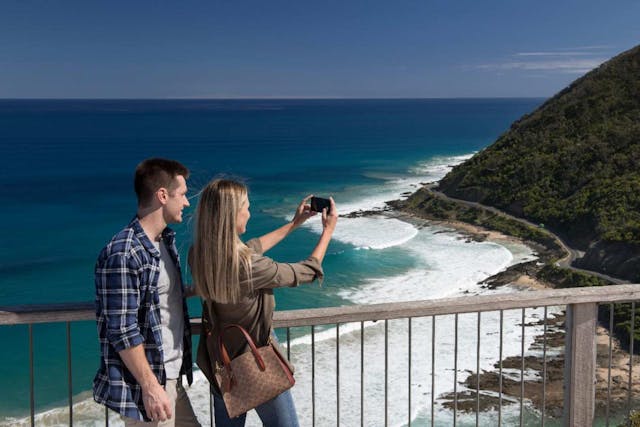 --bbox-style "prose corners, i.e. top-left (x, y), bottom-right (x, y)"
top-left (309, 196), bottom-right (337, 263)
top-left (292, 195), bottom-right (316, 228)
top-left (321, 197), bottom-right (337, 233)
